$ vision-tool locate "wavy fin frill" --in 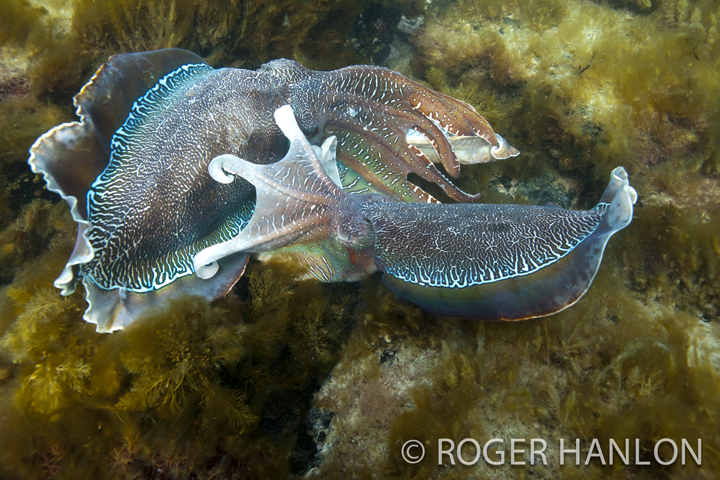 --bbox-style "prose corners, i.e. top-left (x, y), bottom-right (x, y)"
top-left (378, 168), bottom-right (637, 320)
top-left (83, 252), bottom-right (248, 332)
top-left (28, 121), bottom-right (102, 295)
top-left (27, 49), bottom-right (251, 332)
